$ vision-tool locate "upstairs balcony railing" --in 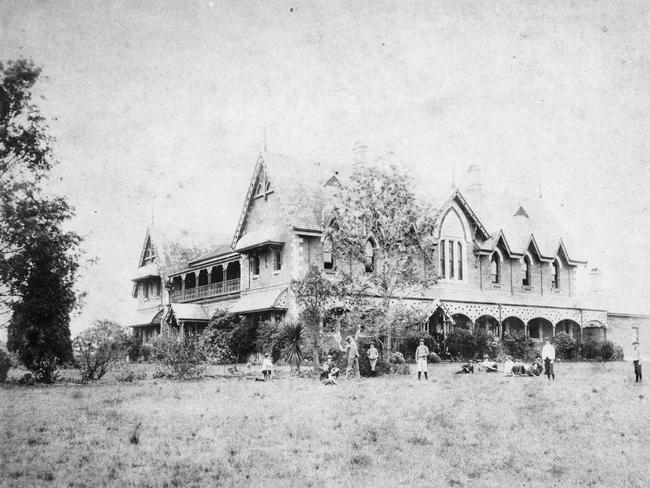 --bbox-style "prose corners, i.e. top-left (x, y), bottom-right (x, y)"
top-left (171, 278), bottom-right (240, 303)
